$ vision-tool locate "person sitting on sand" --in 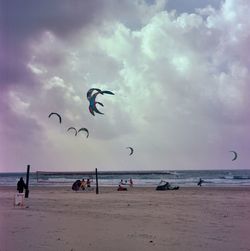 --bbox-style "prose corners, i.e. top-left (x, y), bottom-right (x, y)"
top-left (17, 177), bottom-right (26, 193)
top-left (117, 185), bottom-right (127, 191)
top-left (86, 178), bottom-right (91, 188)
top-left (80, 179), bottom-right (86, 190)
